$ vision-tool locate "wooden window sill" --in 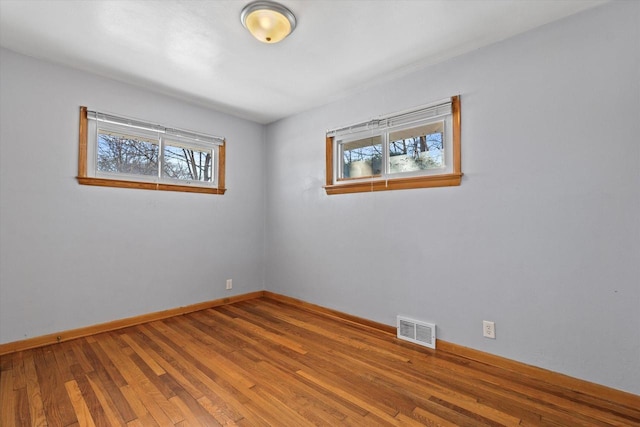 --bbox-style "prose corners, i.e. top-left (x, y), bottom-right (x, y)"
top-left (324, 173), bottom-right (462, 195)
top-left (77, 177), bottom-right (226, 195)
